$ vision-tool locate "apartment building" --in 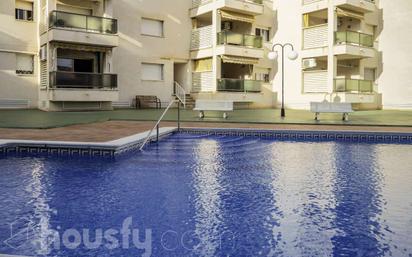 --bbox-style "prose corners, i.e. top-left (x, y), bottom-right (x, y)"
top-left (273, 0), bottom-right (412, 110)
top-left (0, 0), bottom-right (411, 111)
